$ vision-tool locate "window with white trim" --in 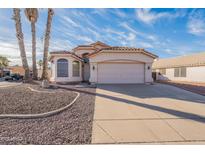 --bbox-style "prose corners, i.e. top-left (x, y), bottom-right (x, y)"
top-left (174, 67), bottom-right (186, 77)
top-left (57, 59), bottom-right (68, 77)
top-left (72, 61), bottom-right (80, 77)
